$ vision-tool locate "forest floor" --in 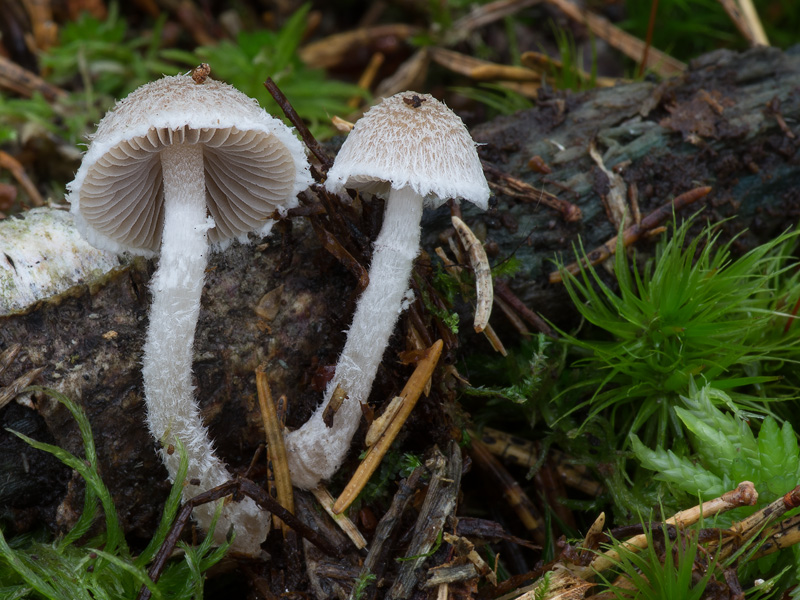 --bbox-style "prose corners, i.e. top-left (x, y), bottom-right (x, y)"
top-left (1, 1), bottom-right (800, 599)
